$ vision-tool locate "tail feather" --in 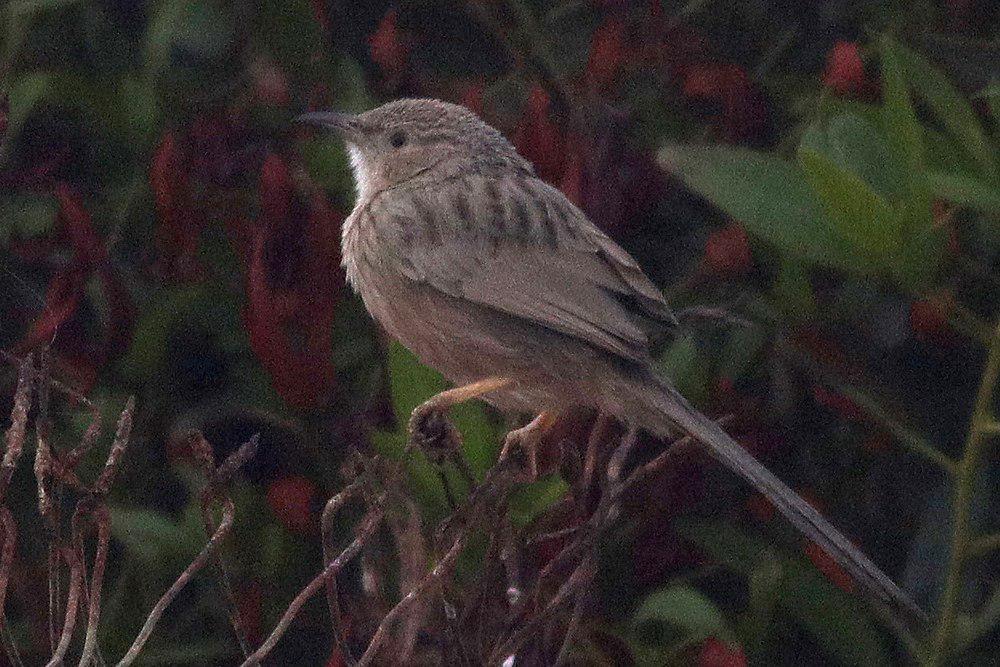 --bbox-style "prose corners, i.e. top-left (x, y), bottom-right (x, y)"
top-left (637, 374), bottom-right (926, 627)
